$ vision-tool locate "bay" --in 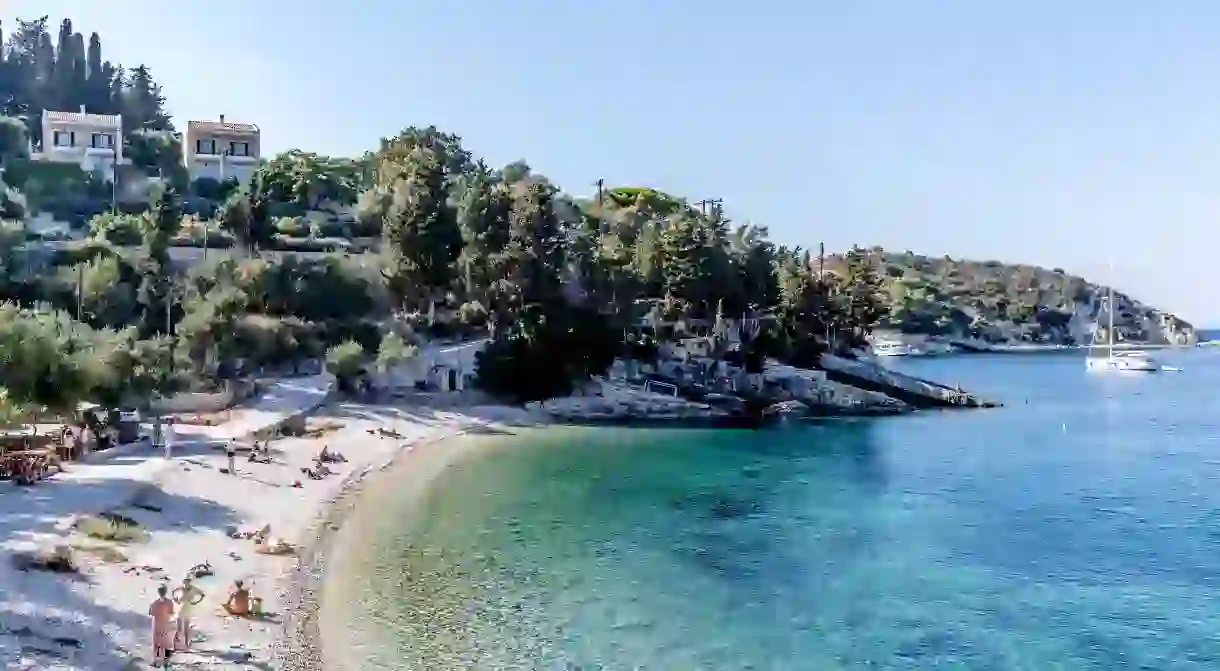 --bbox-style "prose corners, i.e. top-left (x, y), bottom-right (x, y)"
top-left (324, 348), bottom-right (1220, 670)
